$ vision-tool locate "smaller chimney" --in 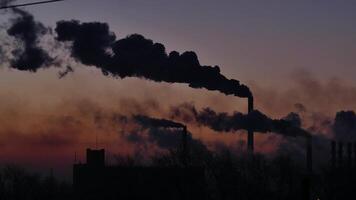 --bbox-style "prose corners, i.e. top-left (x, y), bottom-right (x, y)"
top-left (347, 142), bottom-right (352, 168)
top-left (181, 126), bottom-right (188, 167)
top-left (338, 142), bottom-right (344, 167)
top-left (248, 96), bottom-right (254, 113)
top-left (331, 141), bottom-right (336, 168)
top-left (303, 136), bottom-right (313, 200)
top-left (306, 136), bottom-right (312, 174)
